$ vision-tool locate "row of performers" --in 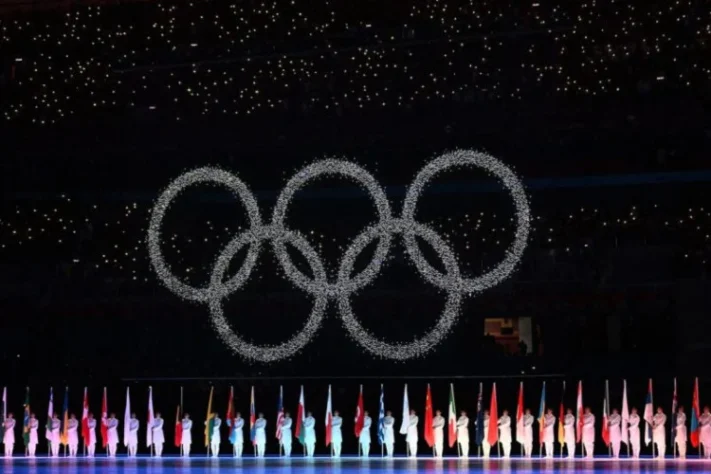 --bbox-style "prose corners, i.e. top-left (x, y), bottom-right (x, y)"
top-left (3, 405), bottom-right (711, 458)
